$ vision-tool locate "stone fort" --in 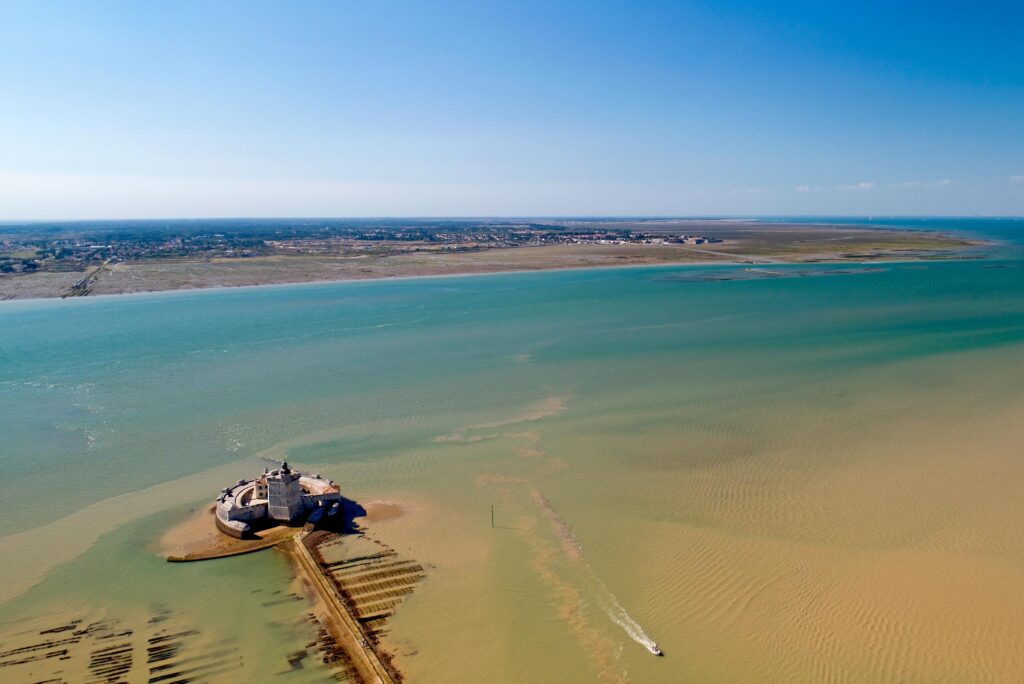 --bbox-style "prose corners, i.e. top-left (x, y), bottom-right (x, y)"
top-left (215, 461), bottom-right (342, 538)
